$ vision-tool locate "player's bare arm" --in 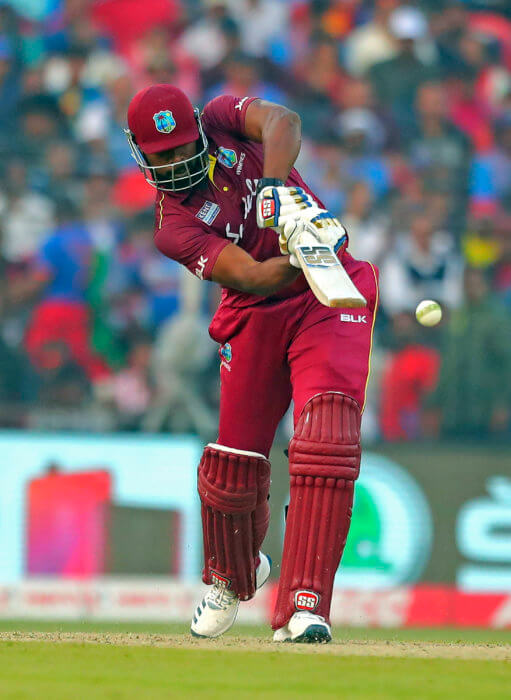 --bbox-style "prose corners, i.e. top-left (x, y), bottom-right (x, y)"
top-left (209, 100), bottom-right (304, 296)
top-left (243, 99), bottom-right (301, 181)
top-left (246, 102), bottom-right (366, 307)
top-left (211, 242), bottom-right (300, 296)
